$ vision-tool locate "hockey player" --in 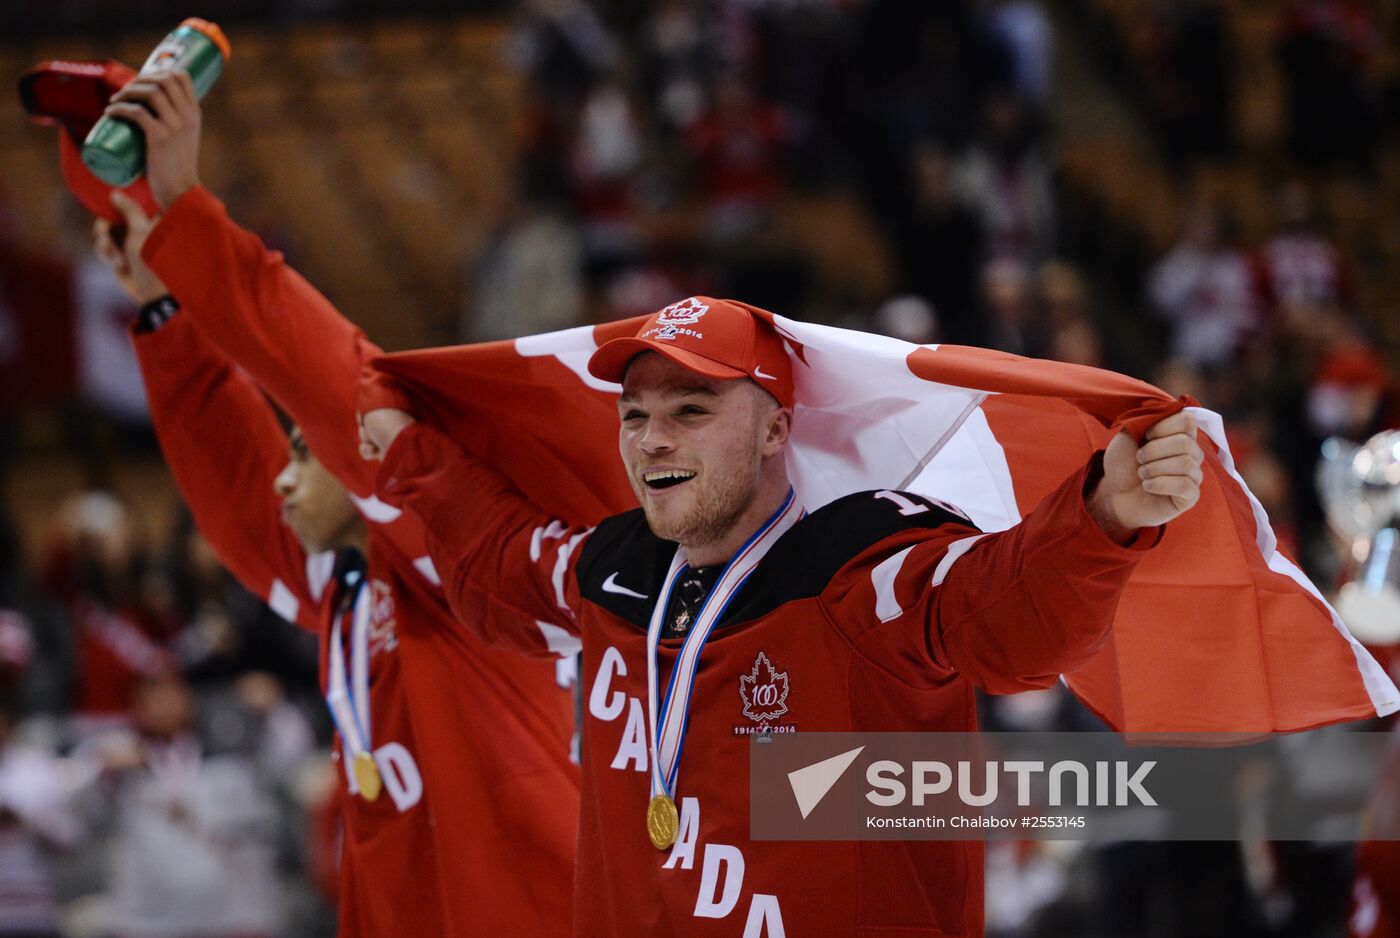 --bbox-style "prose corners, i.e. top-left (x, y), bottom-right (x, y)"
top-left (93, 70), bottom-right (579, 936)
top-left (355, 297), bottom-right (1205, 937)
